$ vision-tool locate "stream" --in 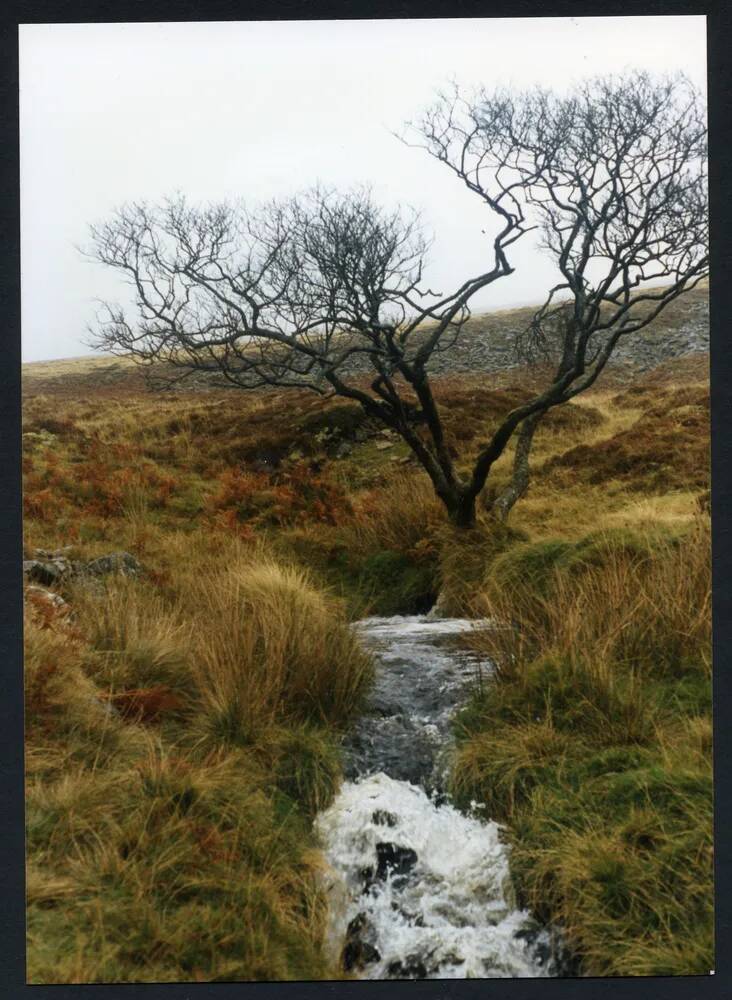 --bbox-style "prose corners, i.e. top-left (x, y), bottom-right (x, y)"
top-left (314, 615), bottom-right (559, 981)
